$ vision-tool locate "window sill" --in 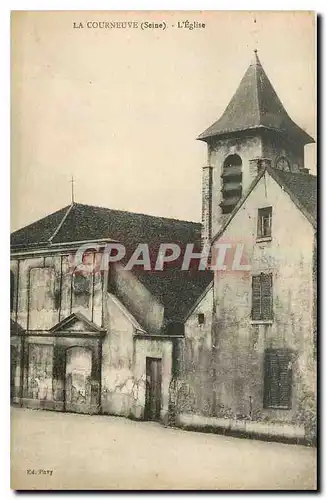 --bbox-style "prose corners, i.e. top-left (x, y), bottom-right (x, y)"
top-left (251, 320), bottom-right (273, 325)
top-left (263, 406), bottom-right (291, 411)
top-left (256, 236), bottom-right (272, 243)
